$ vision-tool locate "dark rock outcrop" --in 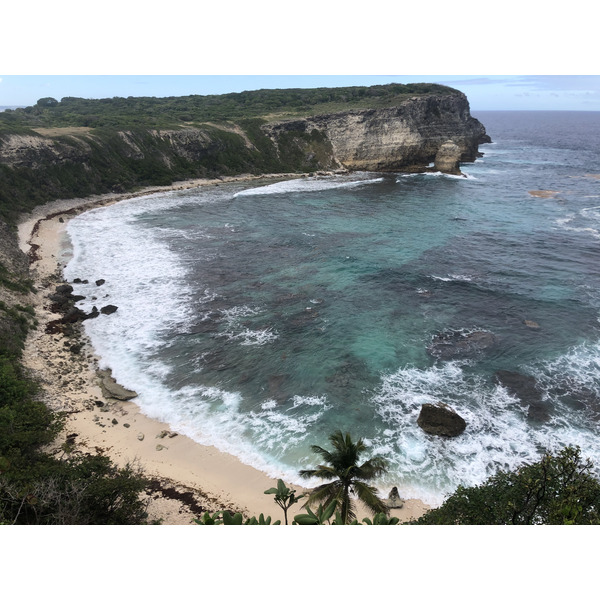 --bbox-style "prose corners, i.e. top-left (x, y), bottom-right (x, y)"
top-left (428, 329), bottom-right (496, 360)
top-left (100, 304), bottom-right (118, 315)
top-left (494, 370), bottom-right (542, 403)
top-left (417, 402), bottom-right (467, 437)
top-left (494, 370), bottom-right (551, 423)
